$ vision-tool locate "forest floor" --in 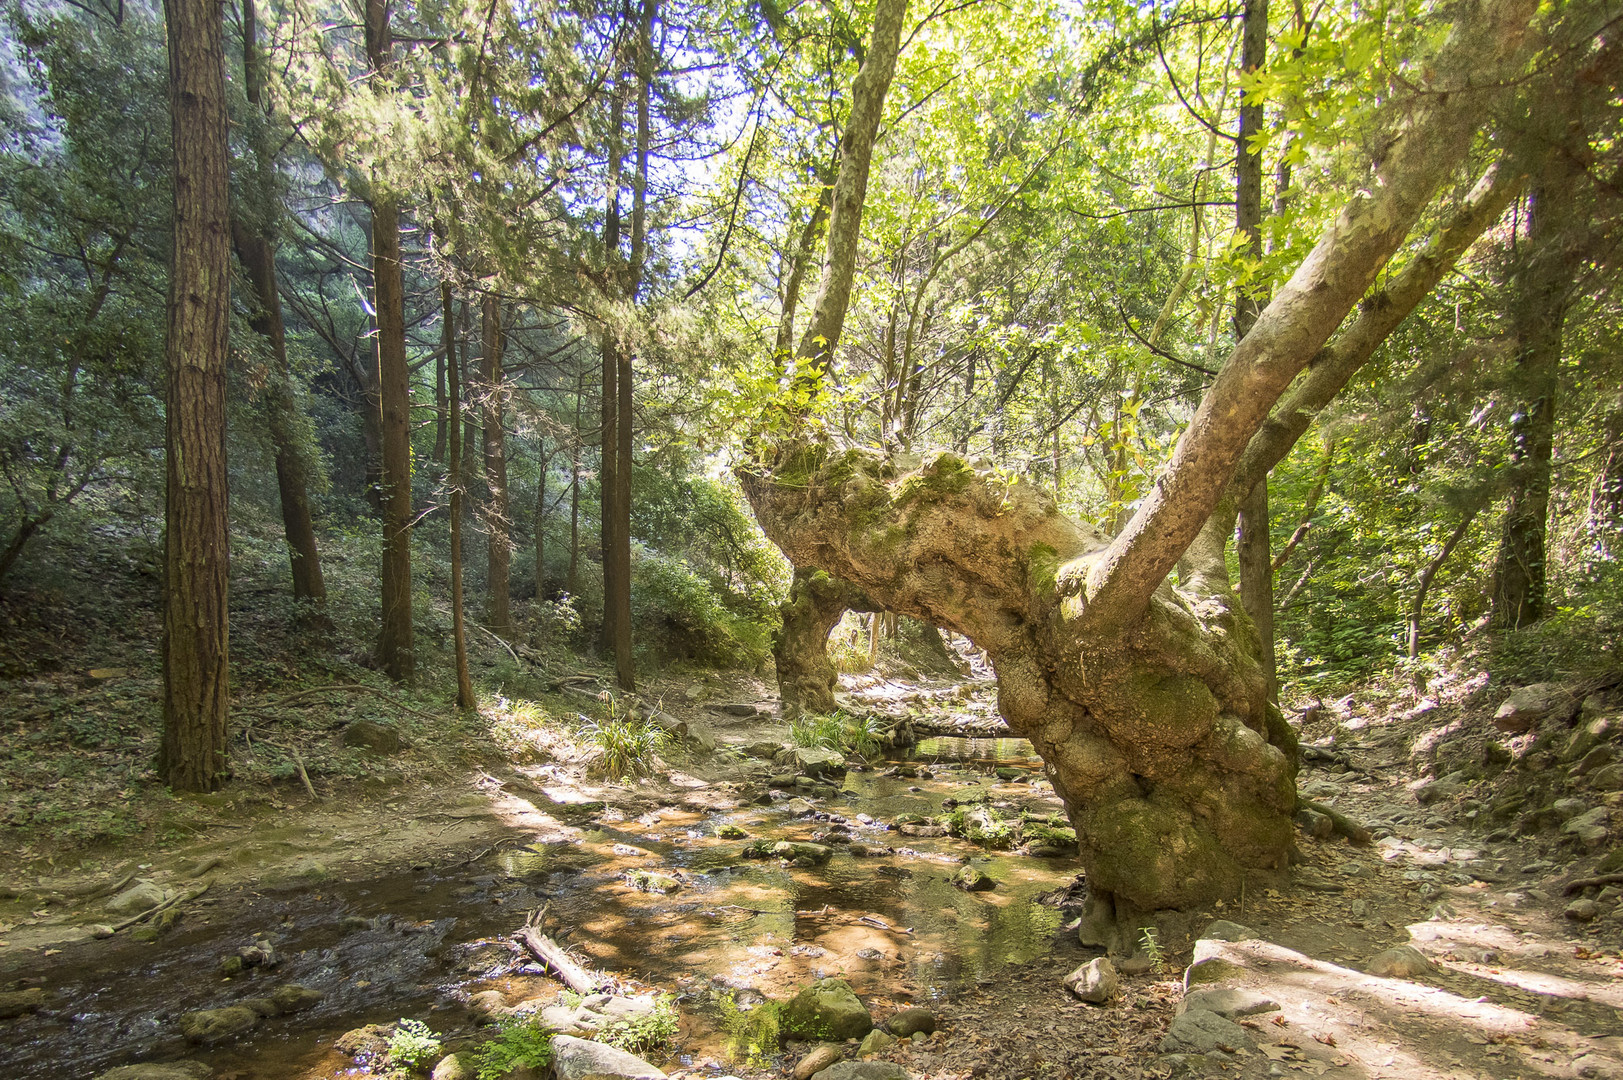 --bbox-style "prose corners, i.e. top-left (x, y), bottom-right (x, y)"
top-left (3, 577), bottom-right (1623, 1080)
